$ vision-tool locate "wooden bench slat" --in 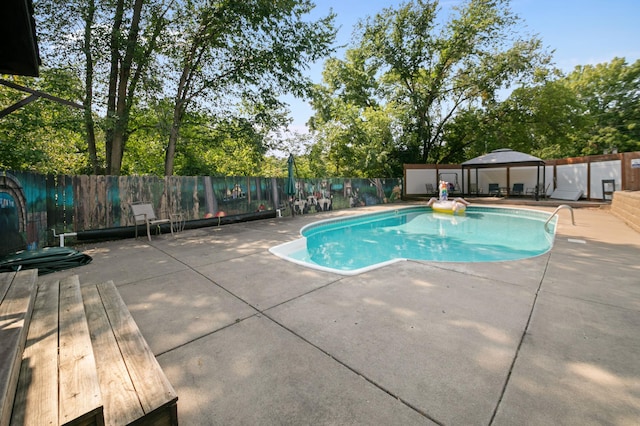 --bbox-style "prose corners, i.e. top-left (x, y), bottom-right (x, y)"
top-left (58, 276), bottom-right (103, 426)
top-left (0, 270), bottom-right (37, 426)
top-left (11, 280), bottom-right (60, 426)
top-left (0, 271), bottom-right (14, 302)
top-left (6, 271), bottom-right (177, 426)
top-left (95, 281), bottom-right (178, 416)
top-left (81, 284), bottom-right (144, 426)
